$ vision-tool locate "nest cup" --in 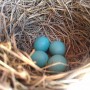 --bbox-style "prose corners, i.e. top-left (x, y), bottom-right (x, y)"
top-left (0, 0), bottom-right (90, 90)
